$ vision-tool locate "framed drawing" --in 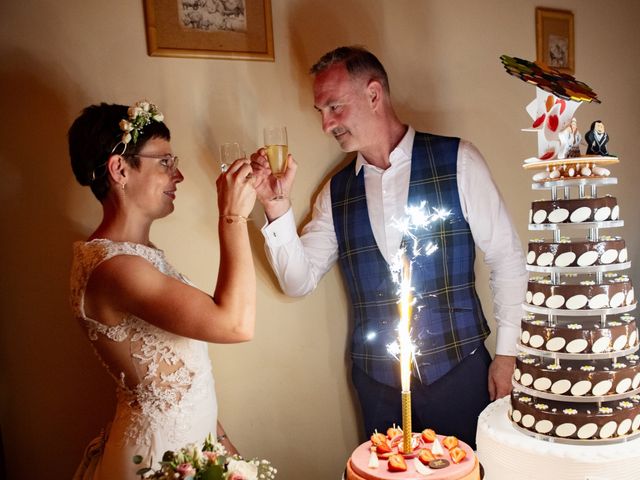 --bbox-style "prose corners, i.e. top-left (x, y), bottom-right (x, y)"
top-left (143, 0), bottom-right (274, 61)
top-left (535, 7), bottom-right (574, 74)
